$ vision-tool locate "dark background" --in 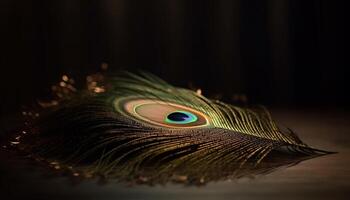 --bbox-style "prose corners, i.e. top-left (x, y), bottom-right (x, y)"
top-left (0, 0), bottom-right (348, 116)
